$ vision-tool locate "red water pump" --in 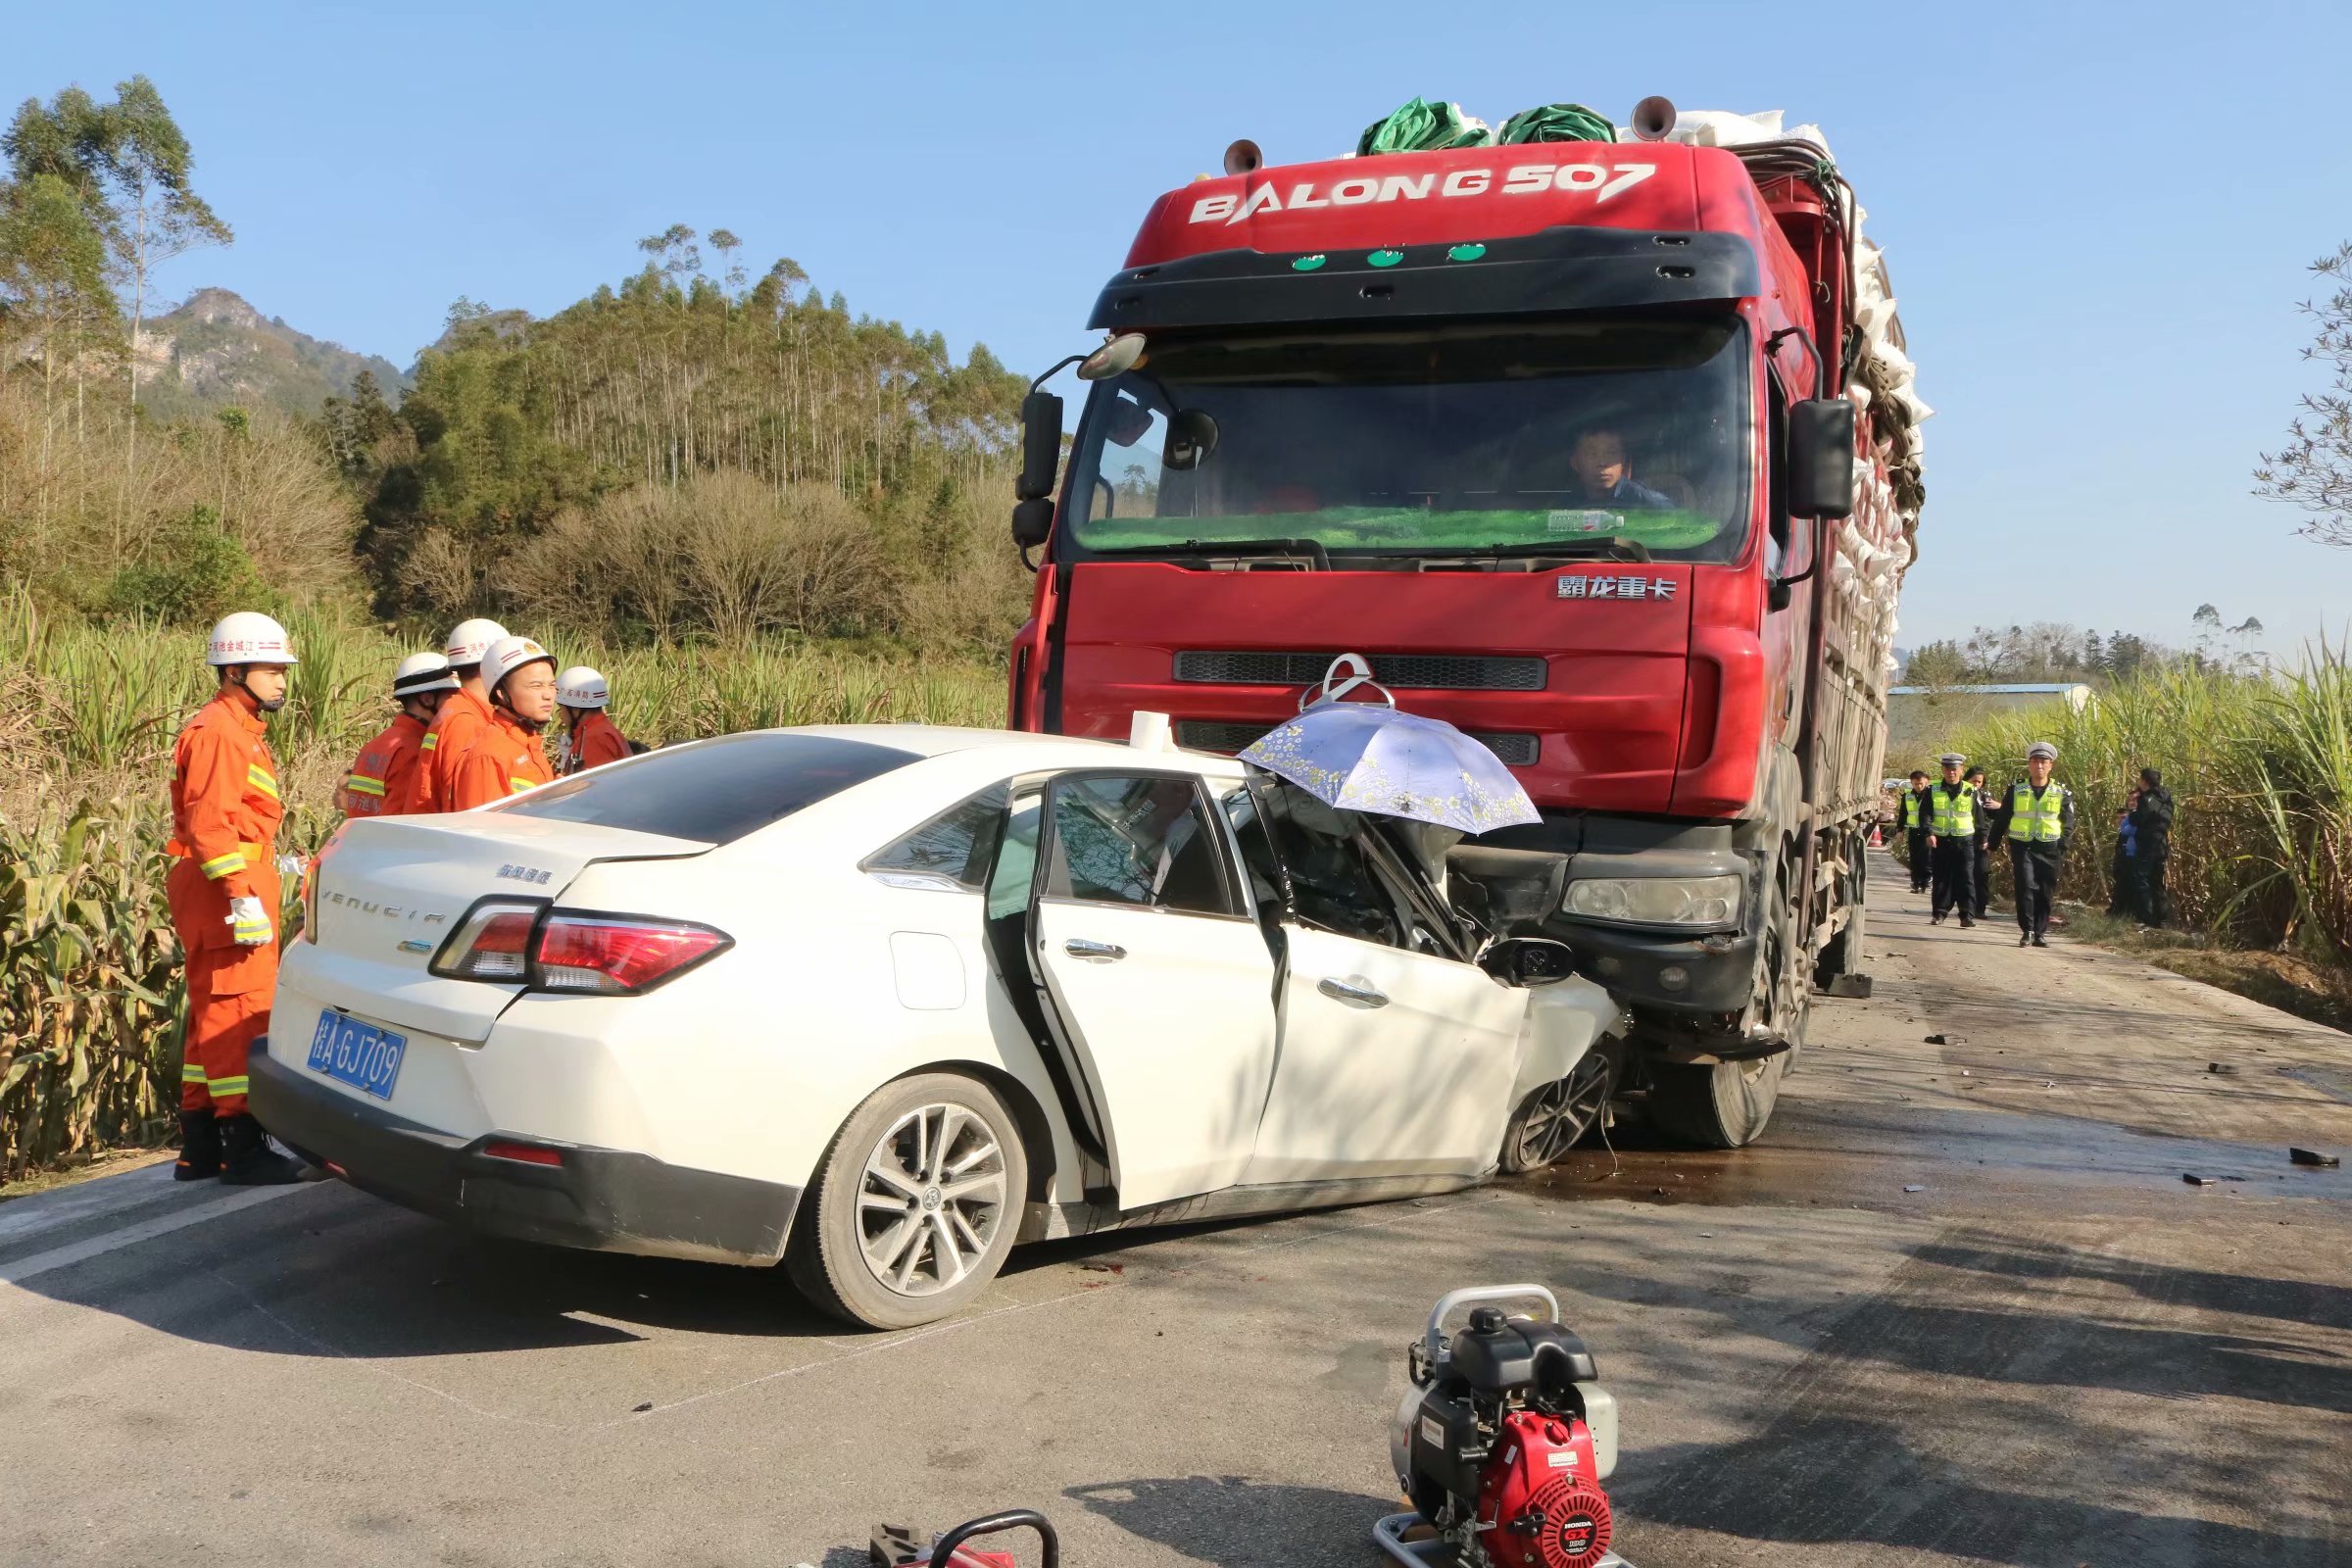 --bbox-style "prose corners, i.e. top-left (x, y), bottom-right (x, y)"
top-left (1383, 1286), bottom-right (1624, 1568)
